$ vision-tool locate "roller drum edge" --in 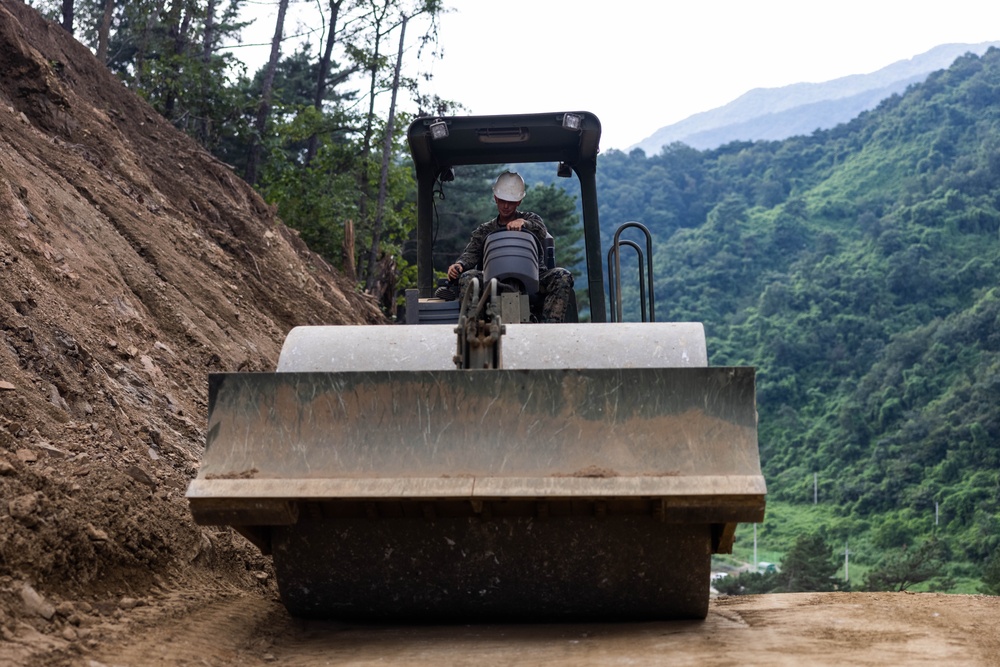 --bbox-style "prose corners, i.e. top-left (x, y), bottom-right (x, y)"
top-left (272, 517), bottom-right (711, 621)
top-left (276, 322), bottom-right (709, 372)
